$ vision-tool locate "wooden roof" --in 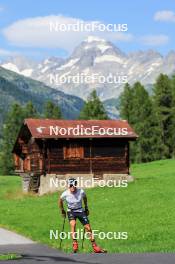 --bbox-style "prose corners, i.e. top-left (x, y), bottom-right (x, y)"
top-left (22, 118), bottom-right (138, 139)
top-left (12, 119), bottom-right (138, 154)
